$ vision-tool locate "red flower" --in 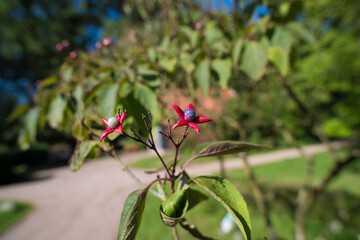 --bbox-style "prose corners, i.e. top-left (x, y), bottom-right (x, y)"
top-left (171, 104), bottom-right (212, 134)
top-left (100, 109), bottom-right (126, 141)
